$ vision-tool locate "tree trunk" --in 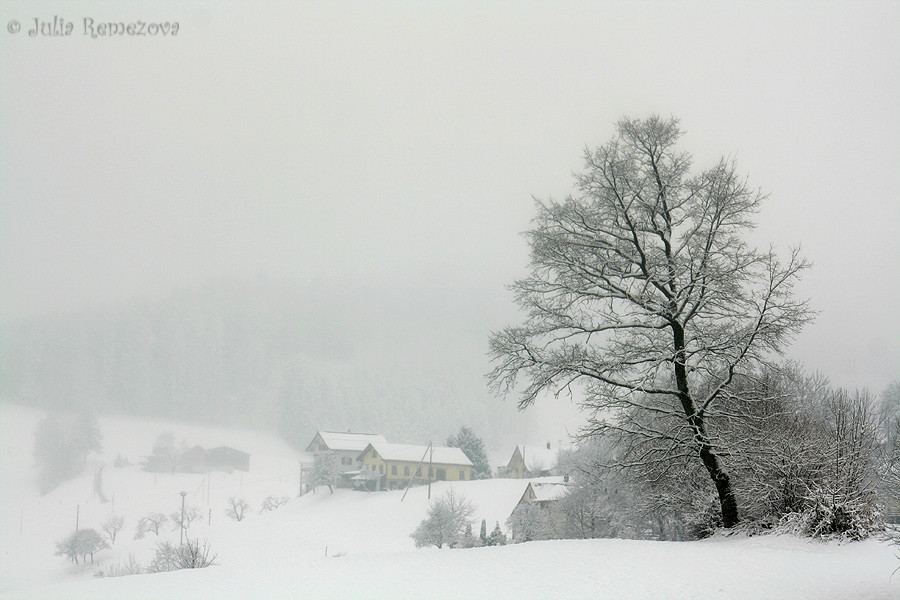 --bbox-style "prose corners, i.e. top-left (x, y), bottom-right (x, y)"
top-left (672, 322), bottom-right (740, 528)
